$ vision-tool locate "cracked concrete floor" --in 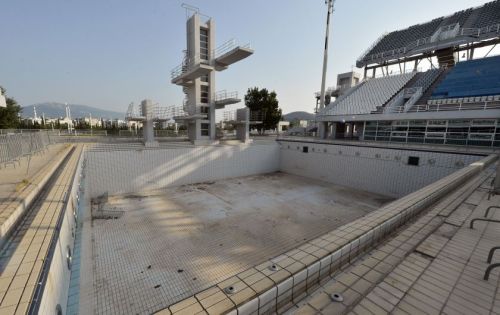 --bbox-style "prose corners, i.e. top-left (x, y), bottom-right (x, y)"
top-left (86, 172), bottom-right (393, 315)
